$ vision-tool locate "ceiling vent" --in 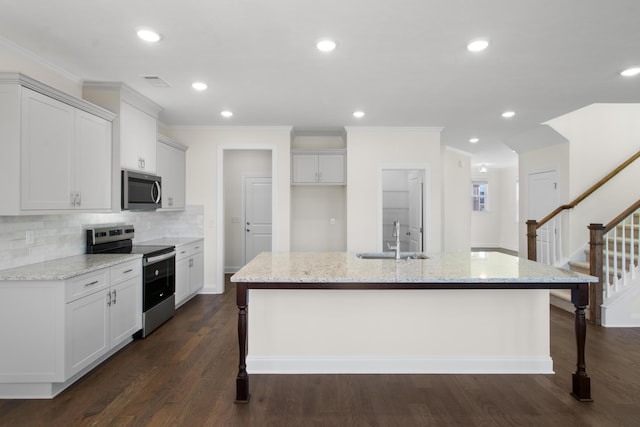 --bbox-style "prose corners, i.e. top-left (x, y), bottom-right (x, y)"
top-left (141, 75), bottom-right (170, 88)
